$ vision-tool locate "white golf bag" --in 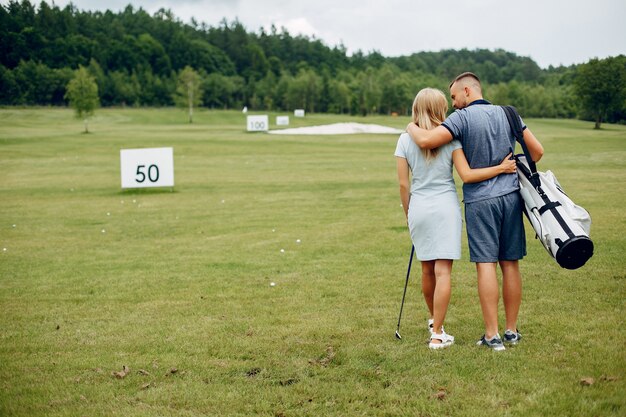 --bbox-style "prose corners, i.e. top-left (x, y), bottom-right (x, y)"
top-left (503, 106), bottom-right (594, 269)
